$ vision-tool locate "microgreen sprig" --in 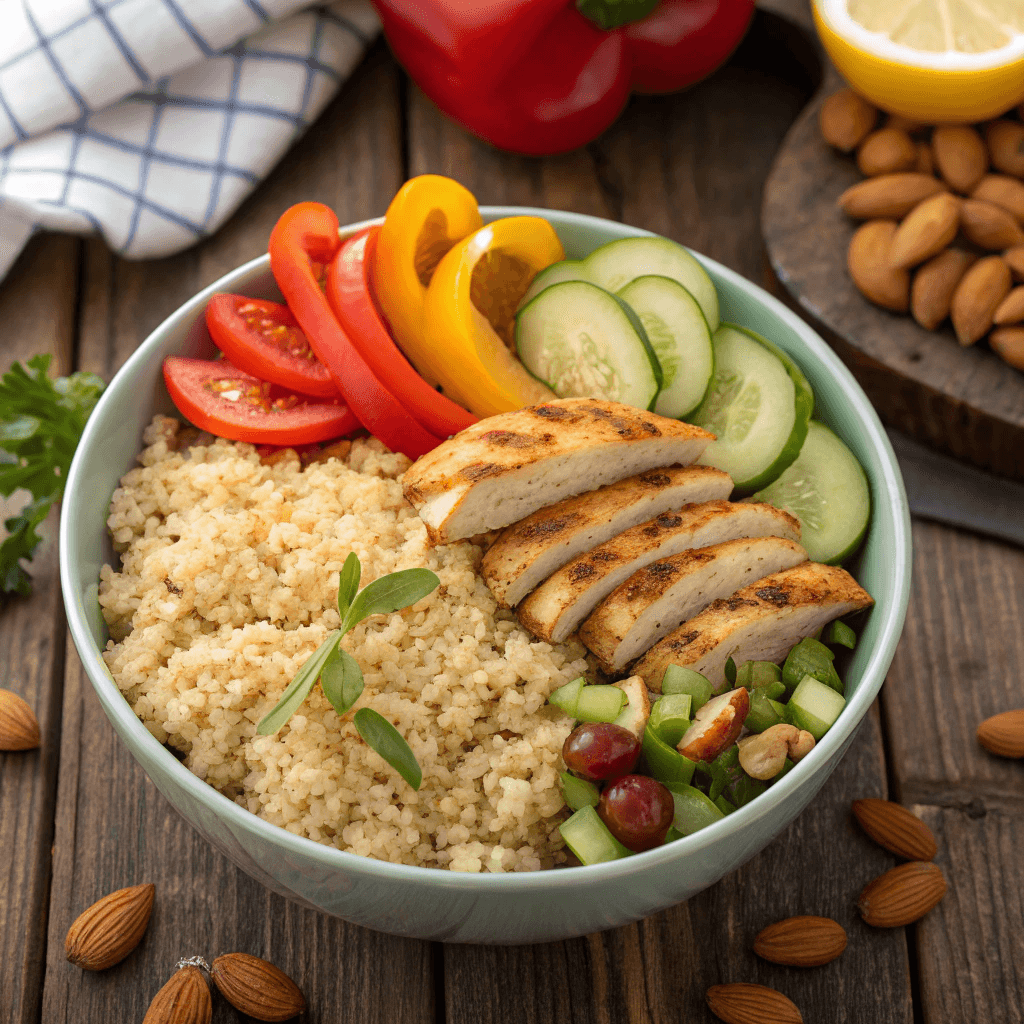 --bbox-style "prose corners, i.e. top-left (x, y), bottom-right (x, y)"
top-left (257, 552), bottom-right (439, 790)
